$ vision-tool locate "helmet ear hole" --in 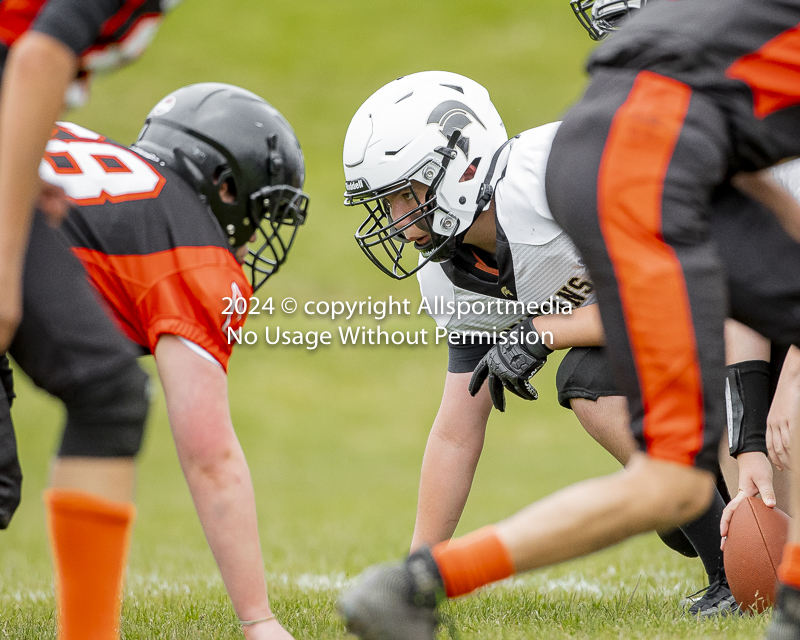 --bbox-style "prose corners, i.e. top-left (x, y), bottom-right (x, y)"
top-left (459, 158), bottom-right (481, 183)
top-left (214, 166), bottom-right (238, 203)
